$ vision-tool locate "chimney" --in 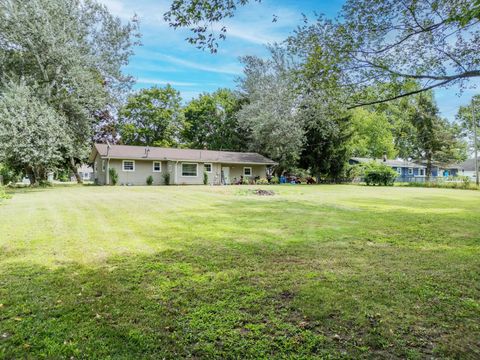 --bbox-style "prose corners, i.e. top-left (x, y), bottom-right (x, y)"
top-left (145, 145), bottom-right (150, 158)
top-left (382, 152), bottom-right (387, 162)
